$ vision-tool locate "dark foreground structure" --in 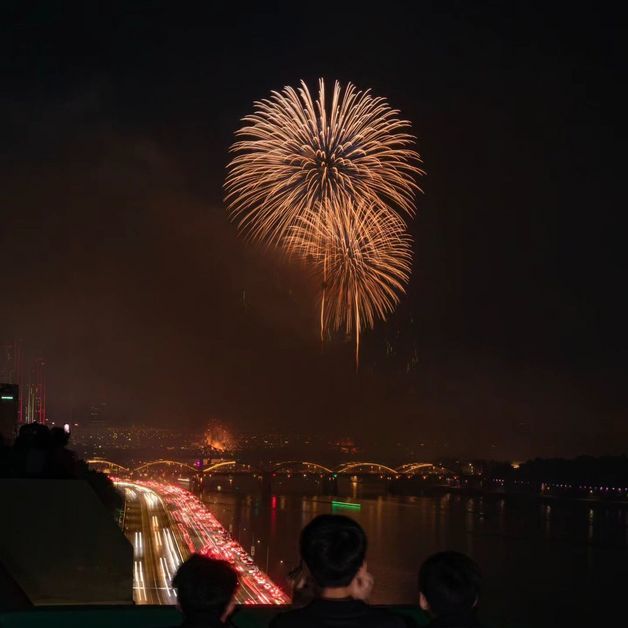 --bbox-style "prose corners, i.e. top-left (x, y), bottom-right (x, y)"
top-left (0, 605), bottom-right (427, 628)
top-left (0, 480), bottom-right (132, 606)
